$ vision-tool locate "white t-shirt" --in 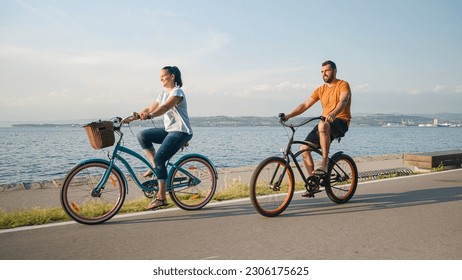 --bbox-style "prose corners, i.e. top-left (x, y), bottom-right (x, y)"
top-left (156, 87), bottom-right (193, 135)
